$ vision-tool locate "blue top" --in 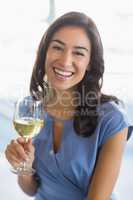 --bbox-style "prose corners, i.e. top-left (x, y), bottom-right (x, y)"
top-left (33, 101), bottom-right (133, 200)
